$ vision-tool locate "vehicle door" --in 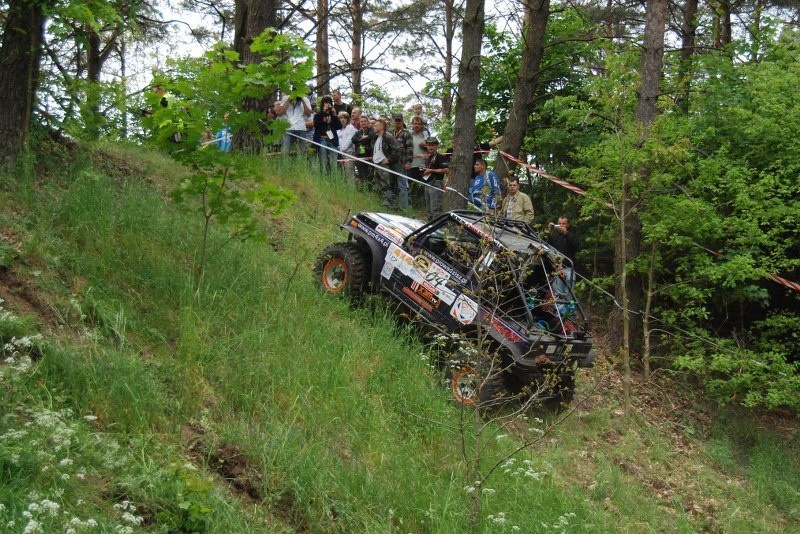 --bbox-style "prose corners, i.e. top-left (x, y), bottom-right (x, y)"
top-left (384, 216), bottom-right (486, 329)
